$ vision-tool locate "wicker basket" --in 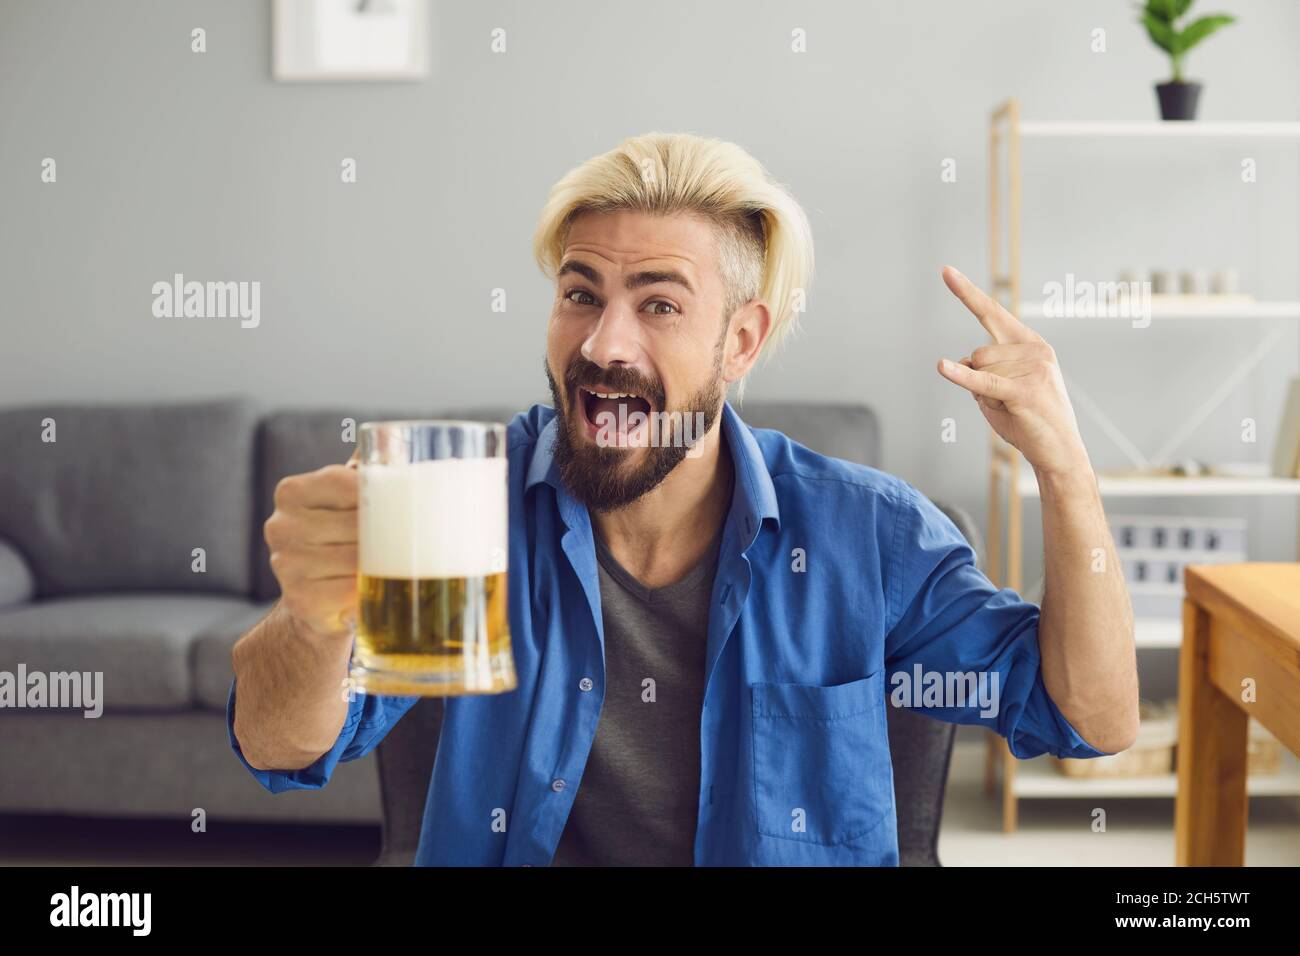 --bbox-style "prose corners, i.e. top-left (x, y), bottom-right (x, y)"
top-left (1051, 699), bottom-right (1283, 778)
top-left (1248, 719), bottom-right (1282, 775)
